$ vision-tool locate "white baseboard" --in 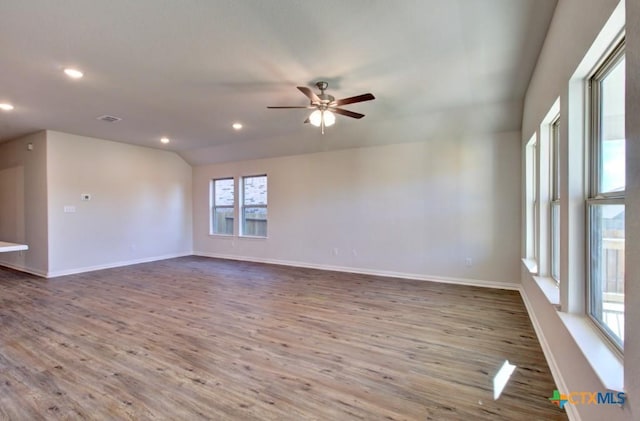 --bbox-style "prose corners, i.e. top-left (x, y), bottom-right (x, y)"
top-left (519, 286), bottom-right (579, 421)
top-left (4, 251), bottom-right (520, 291)
top-left (193, 251), bottom-right (520, 290)
top-left (45, 251), bottom-right (193, 278)
top-left (0, 261), bottom-right (48, 278)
